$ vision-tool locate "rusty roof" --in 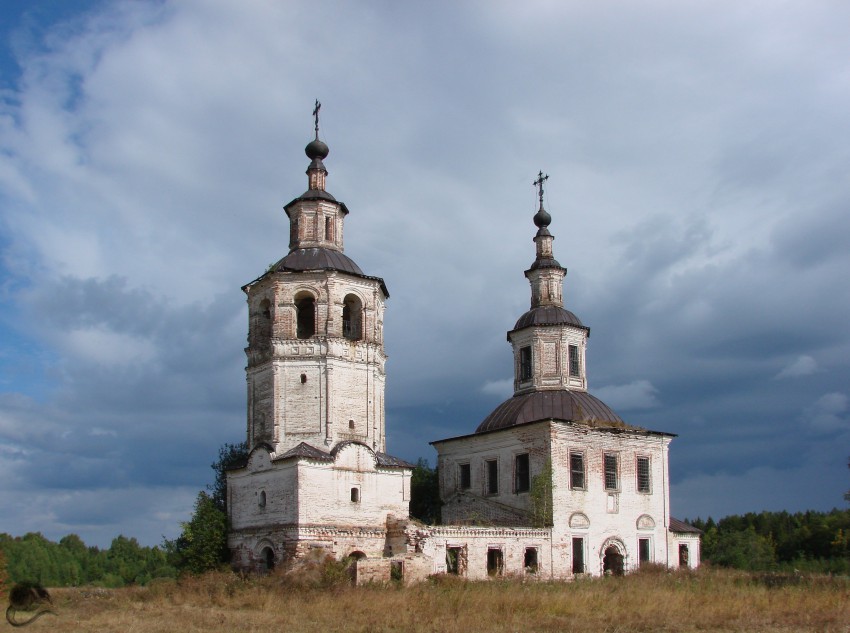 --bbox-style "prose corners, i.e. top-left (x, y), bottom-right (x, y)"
top-left (669, 517), bottom-right (702, 534)
top-left (474, 389), bottom-right (627, 434)
top-left (510, 305), bottom-right (589, 336)
top-left (278, 441), bottom-right (333, 461)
